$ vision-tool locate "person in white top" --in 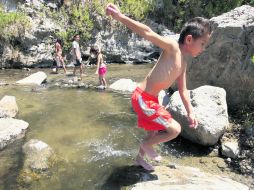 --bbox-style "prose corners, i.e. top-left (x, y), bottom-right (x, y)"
top-left (72, 34), bottom-right (84, 80)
